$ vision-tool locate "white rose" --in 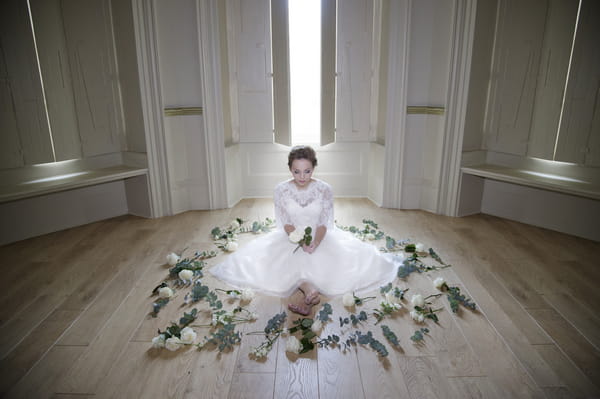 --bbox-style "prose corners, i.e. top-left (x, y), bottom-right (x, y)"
top-left (342, 292), bottom-right (355, 307)
top-left (311, 319), bottom-right (323, 333)
top-left (433, 277), bottom-right (446, 290)
top-left (158, 286), bottom-right (174, 299)
top-left (179, 269), bottom-right (194, 281)
top-left (415, 243), bottom-right (425, 252)
top-left (166, 252), bottom-right (180, 266)
top-left (289, 230), bottom-right (304, 244)
top-left (410, 294), bottom-right (425, 308)
top-left (180, 327), bottom-right (197, 344)
top-left (410, 310), bottom-right (425, 323)
top-left (165, 337), bottom-right (183, 351)
top-left (230, 219), bottom-right (240, 229)
top-left (366, 233), bottom-right (376, 240)
top-left (384, 292), bottom-right (402, 306)
top-left (241, 288), bottom-right (255, 302)
top-left (224, 241), bottom-right (238, 252)
top-left (151, 334), bottom-right (166, 348)
top-left (285, 336), bottom-right (303, 354)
